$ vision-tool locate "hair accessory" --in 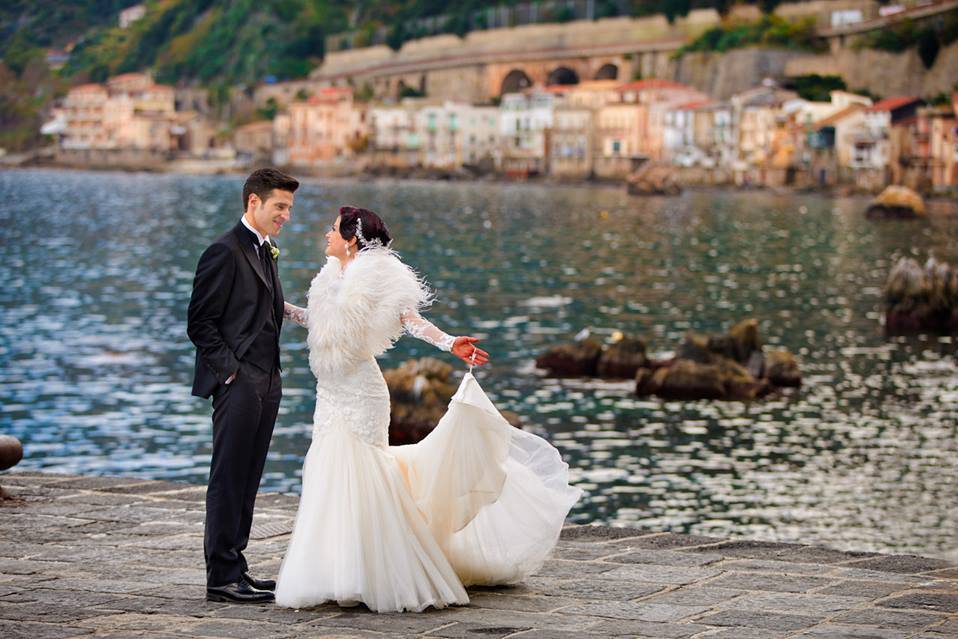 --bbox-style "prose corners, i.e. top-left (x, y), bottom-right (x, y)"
top-left (354, 217), bottom-right (386, 250)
